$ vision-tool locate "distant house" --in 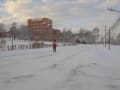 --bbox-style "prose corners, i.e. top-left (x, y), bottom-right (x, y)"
top-left (72, 33), bottom-right (95, 44)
